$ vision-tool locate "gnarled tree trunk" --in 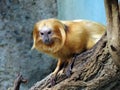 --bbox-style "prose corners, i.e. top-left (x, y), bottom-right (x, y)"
top-left (30, 0), bottom-right (120, 90)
